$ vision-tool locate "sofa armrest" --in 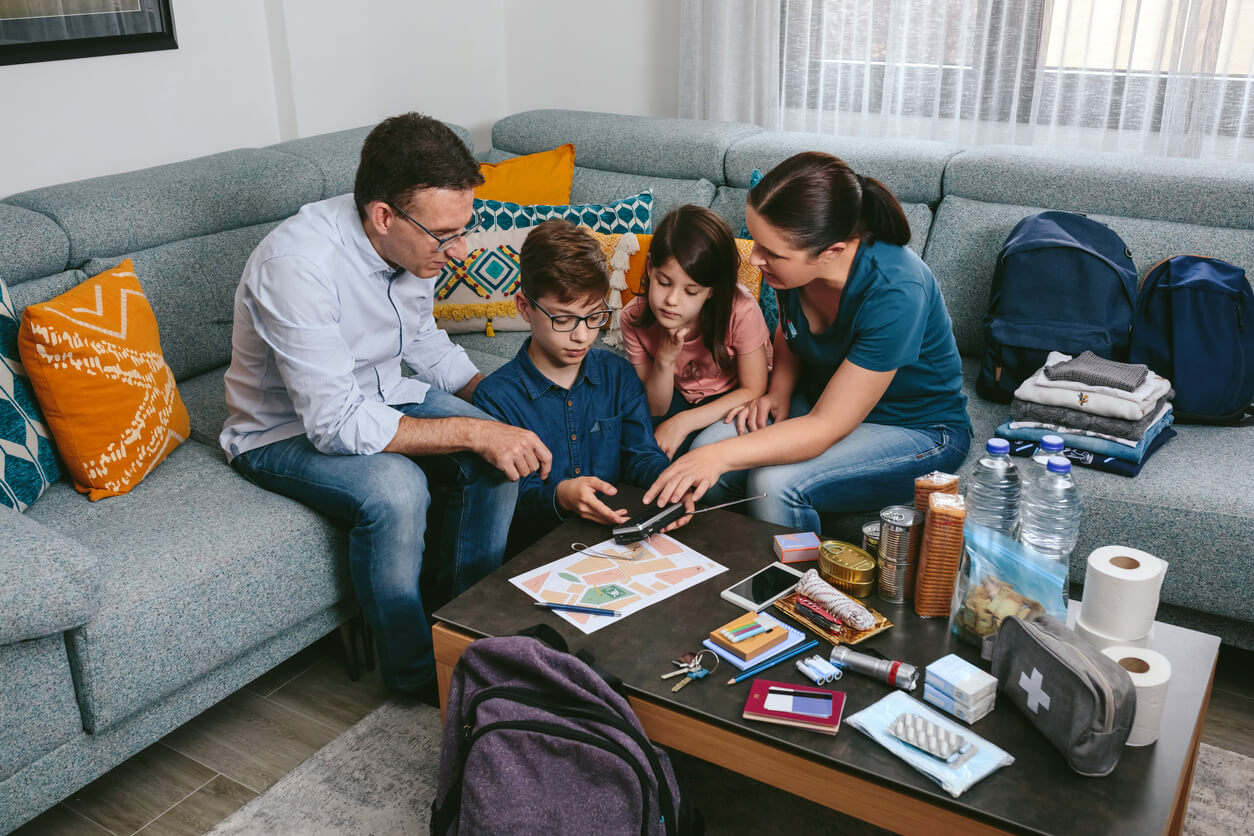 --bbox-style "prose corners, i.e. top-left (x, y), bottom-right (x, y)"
top-left (0, 506), bottom-right (101, 644)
